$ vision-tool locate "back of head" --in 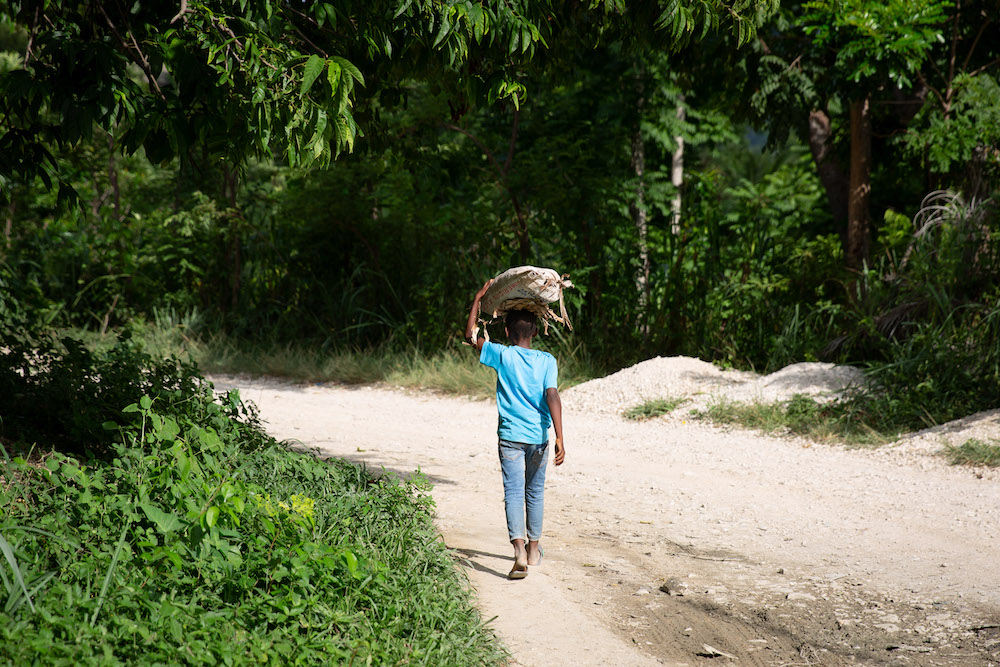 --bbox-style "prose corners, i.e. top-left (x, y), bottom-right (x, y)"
top-left (506, 309), bottom-right (538, 342)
